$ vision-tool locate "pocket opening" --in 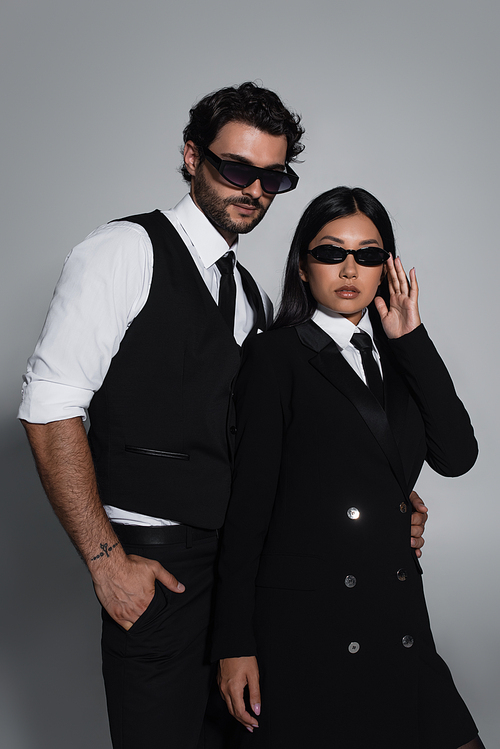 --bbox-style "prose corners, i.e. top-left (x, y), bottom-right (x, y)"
top-left (125, 445), bottom-right (189, 460)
